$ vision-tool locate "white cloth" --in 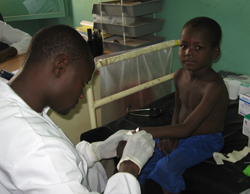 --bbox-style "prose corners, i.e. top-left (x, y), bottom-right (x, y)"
top-left (240, 189), bottom-right (250, 194)
top-left (213, 146), bottom-right (250, 165)
top-left (0, 80), bottom-right (141, 194)
top-left (0, 21), bottom-right (31, 55)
